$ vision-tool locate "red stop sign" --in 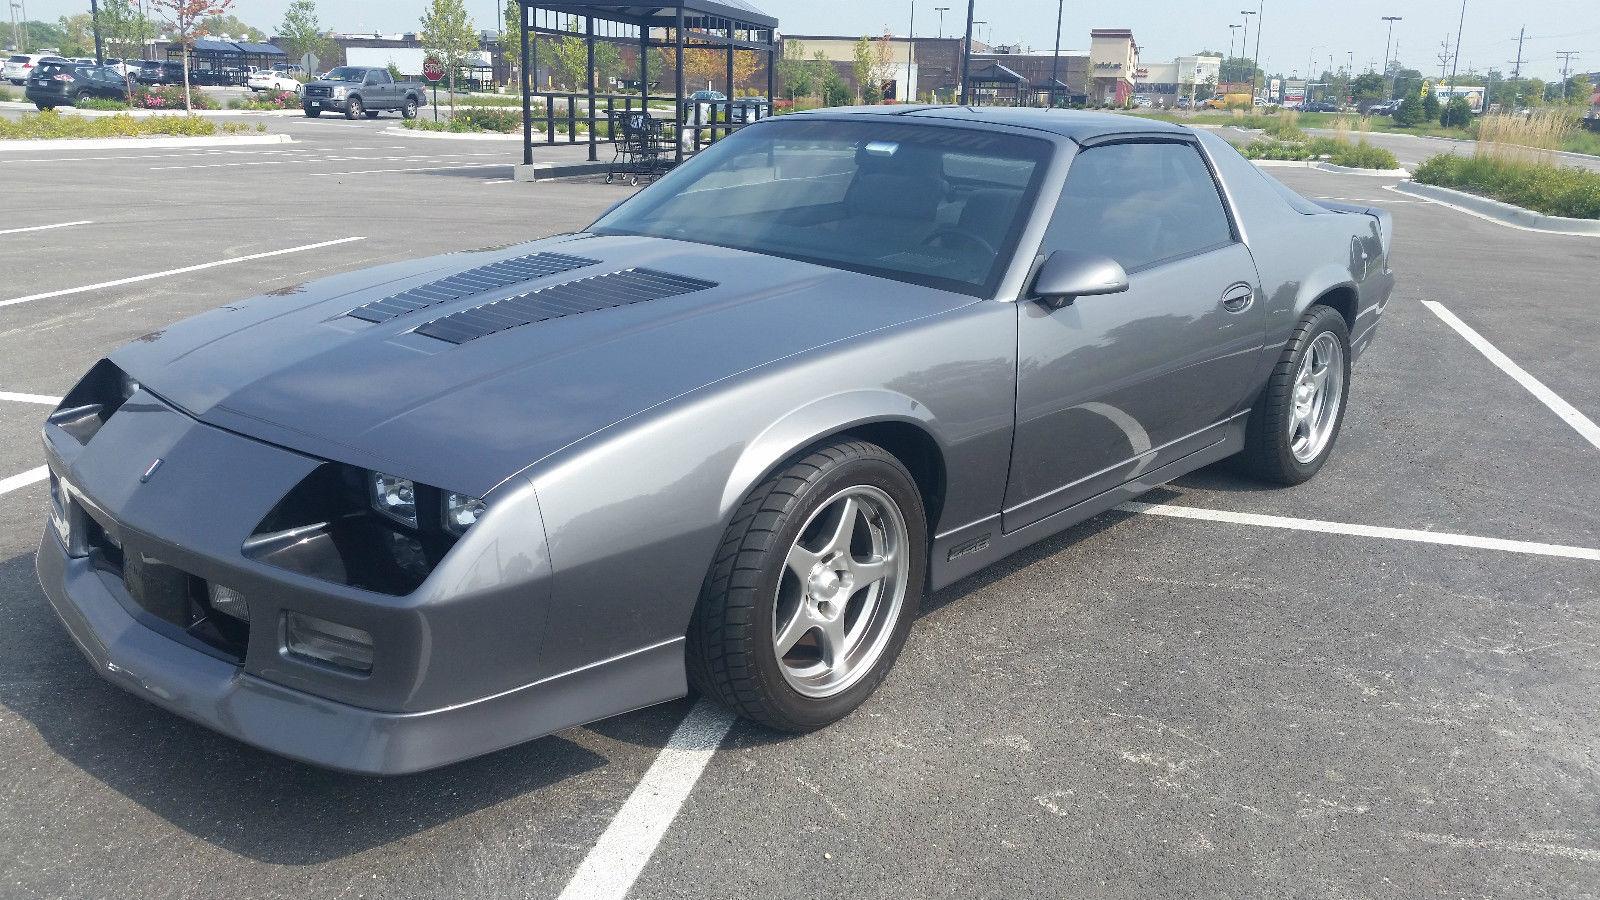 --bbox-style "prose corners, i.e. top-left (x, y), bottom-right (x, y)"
top-left (423, 56), bottom-right (446, 82)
